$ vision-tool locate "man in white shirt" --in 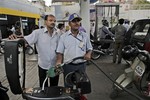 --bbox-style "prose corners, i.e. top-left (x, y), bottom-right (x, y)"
top-left (56, 13), bottom-right (93, 87)
top-left (9, 14), bottom-right (60, 87)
